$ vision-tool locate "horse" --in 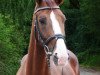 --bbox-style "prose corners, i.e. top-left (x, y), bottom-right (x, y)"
top-left (16, 0), bottom-right (80, 75)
